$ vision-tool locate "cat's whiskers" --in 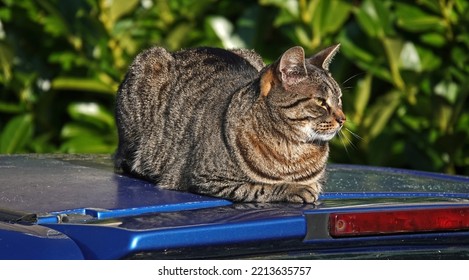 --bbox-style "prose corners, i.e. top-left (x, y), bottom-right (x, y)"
top-left (340, 117), bottom-right (363, 142)
top-left (342, 72), bottom-right (364, 86)
top-left (336, 123), bottom-right (361, 153)
top-left (345, 127), bottom-right (363, 141)
top-left (339, 73), bottom-right (364, 151)
top-left (341, 129), bottom-right (359, 150)
top-left (337, 130), bottom-right (350, 156)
